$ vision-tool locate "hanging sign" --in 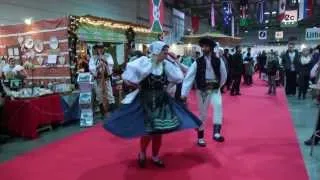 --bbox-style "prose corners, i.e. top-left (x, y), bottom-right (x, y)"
top-left (305, 27), bottom-right (320, 41)
top-left (275, 31), bottom-right (284, 39)
top-left (281, 10), bottom-right (298, 27)
top-left (258, 30), bottom-right (267, 40)
top-left (149, 0), bottom-right (164, 32)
